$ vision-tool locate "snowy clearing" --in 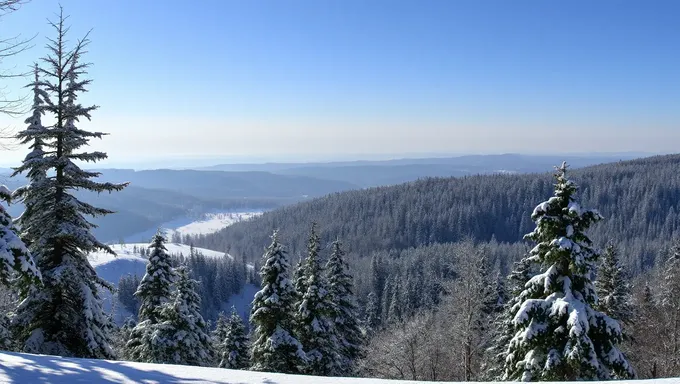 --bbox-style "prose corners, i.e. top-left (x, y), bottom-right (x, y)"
top-left (166, 211), bottom-right (263, 238)
top-left (0, 351), bottom-right (676, 384)
top-left (123, 210), bottom-right (263, 243)
top-left (89, 243), bottom-right (230, 269)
